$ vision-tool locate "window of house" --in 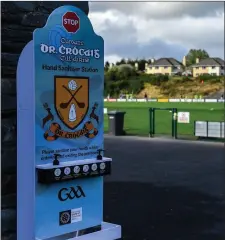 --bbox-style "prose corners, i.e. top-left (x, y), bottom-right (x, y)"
top-left (149, 67), bottom-right (152, 69)
top-left (212, 66), bottom-right (216, 69)
top-left (221, 66), bottom-right (224, 70)
top-left (155, 67), bottom-right (159, 69)
top-left (202, 66), bottom-right (206, 69)
top-left (196, 74), bottom-right (199, 76)
top-left (196, 67), bottom-right (199, 70)
top-left (164, 66), bottom-right (168, 69)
